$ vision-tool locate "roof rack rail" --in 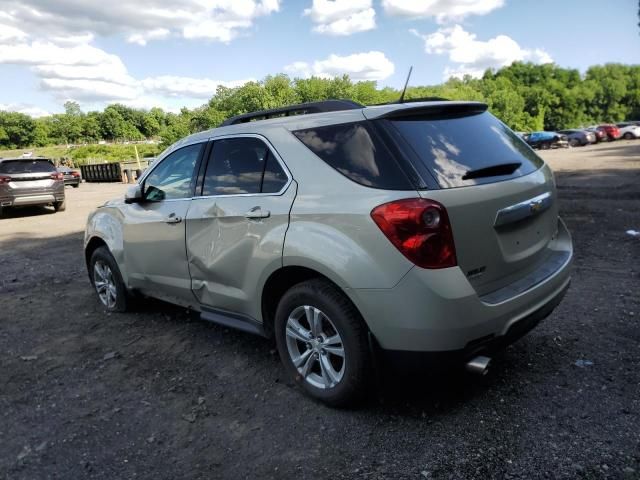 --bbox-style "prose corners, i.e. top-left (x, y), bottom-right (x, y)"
top-left (220, 99), bottom-right (364, 126)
